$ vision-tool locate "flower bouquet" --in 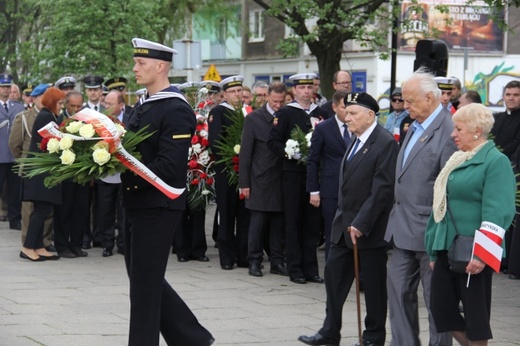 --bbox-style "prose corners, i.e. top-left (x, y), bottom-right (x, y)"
top-left (16, 108), bottom-right (185, 199)
top-left (186, 122), bottom-right (216, 211)
top-left (285, 125), bottom-right (313, 165)
top-left (215, 107), bottom-right (244, 186)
